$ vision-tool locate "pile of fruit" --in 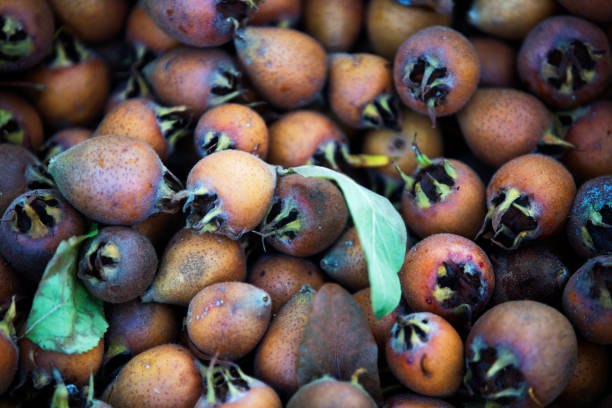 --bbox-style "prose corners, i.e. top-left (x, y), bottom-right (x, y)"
top-left (0, 0), bottom-right (611, 407)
